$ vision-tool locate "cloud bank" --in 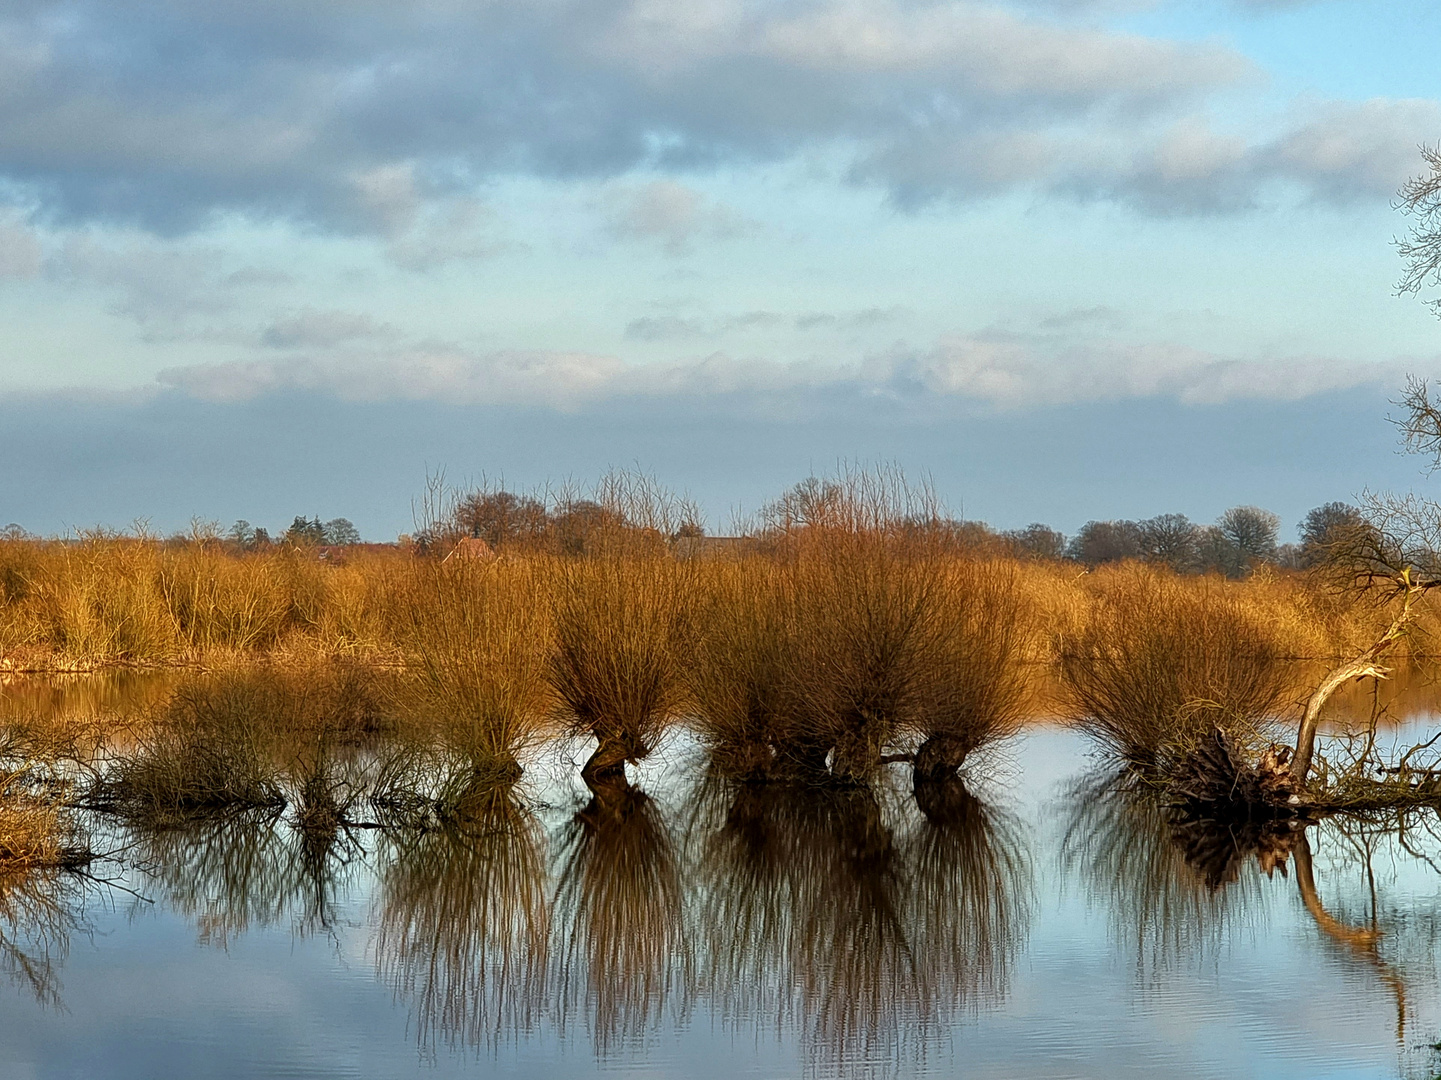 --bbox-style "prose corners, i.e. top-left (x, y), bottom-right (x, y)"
top-left (155, 335), bottom-right (1407, 413)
